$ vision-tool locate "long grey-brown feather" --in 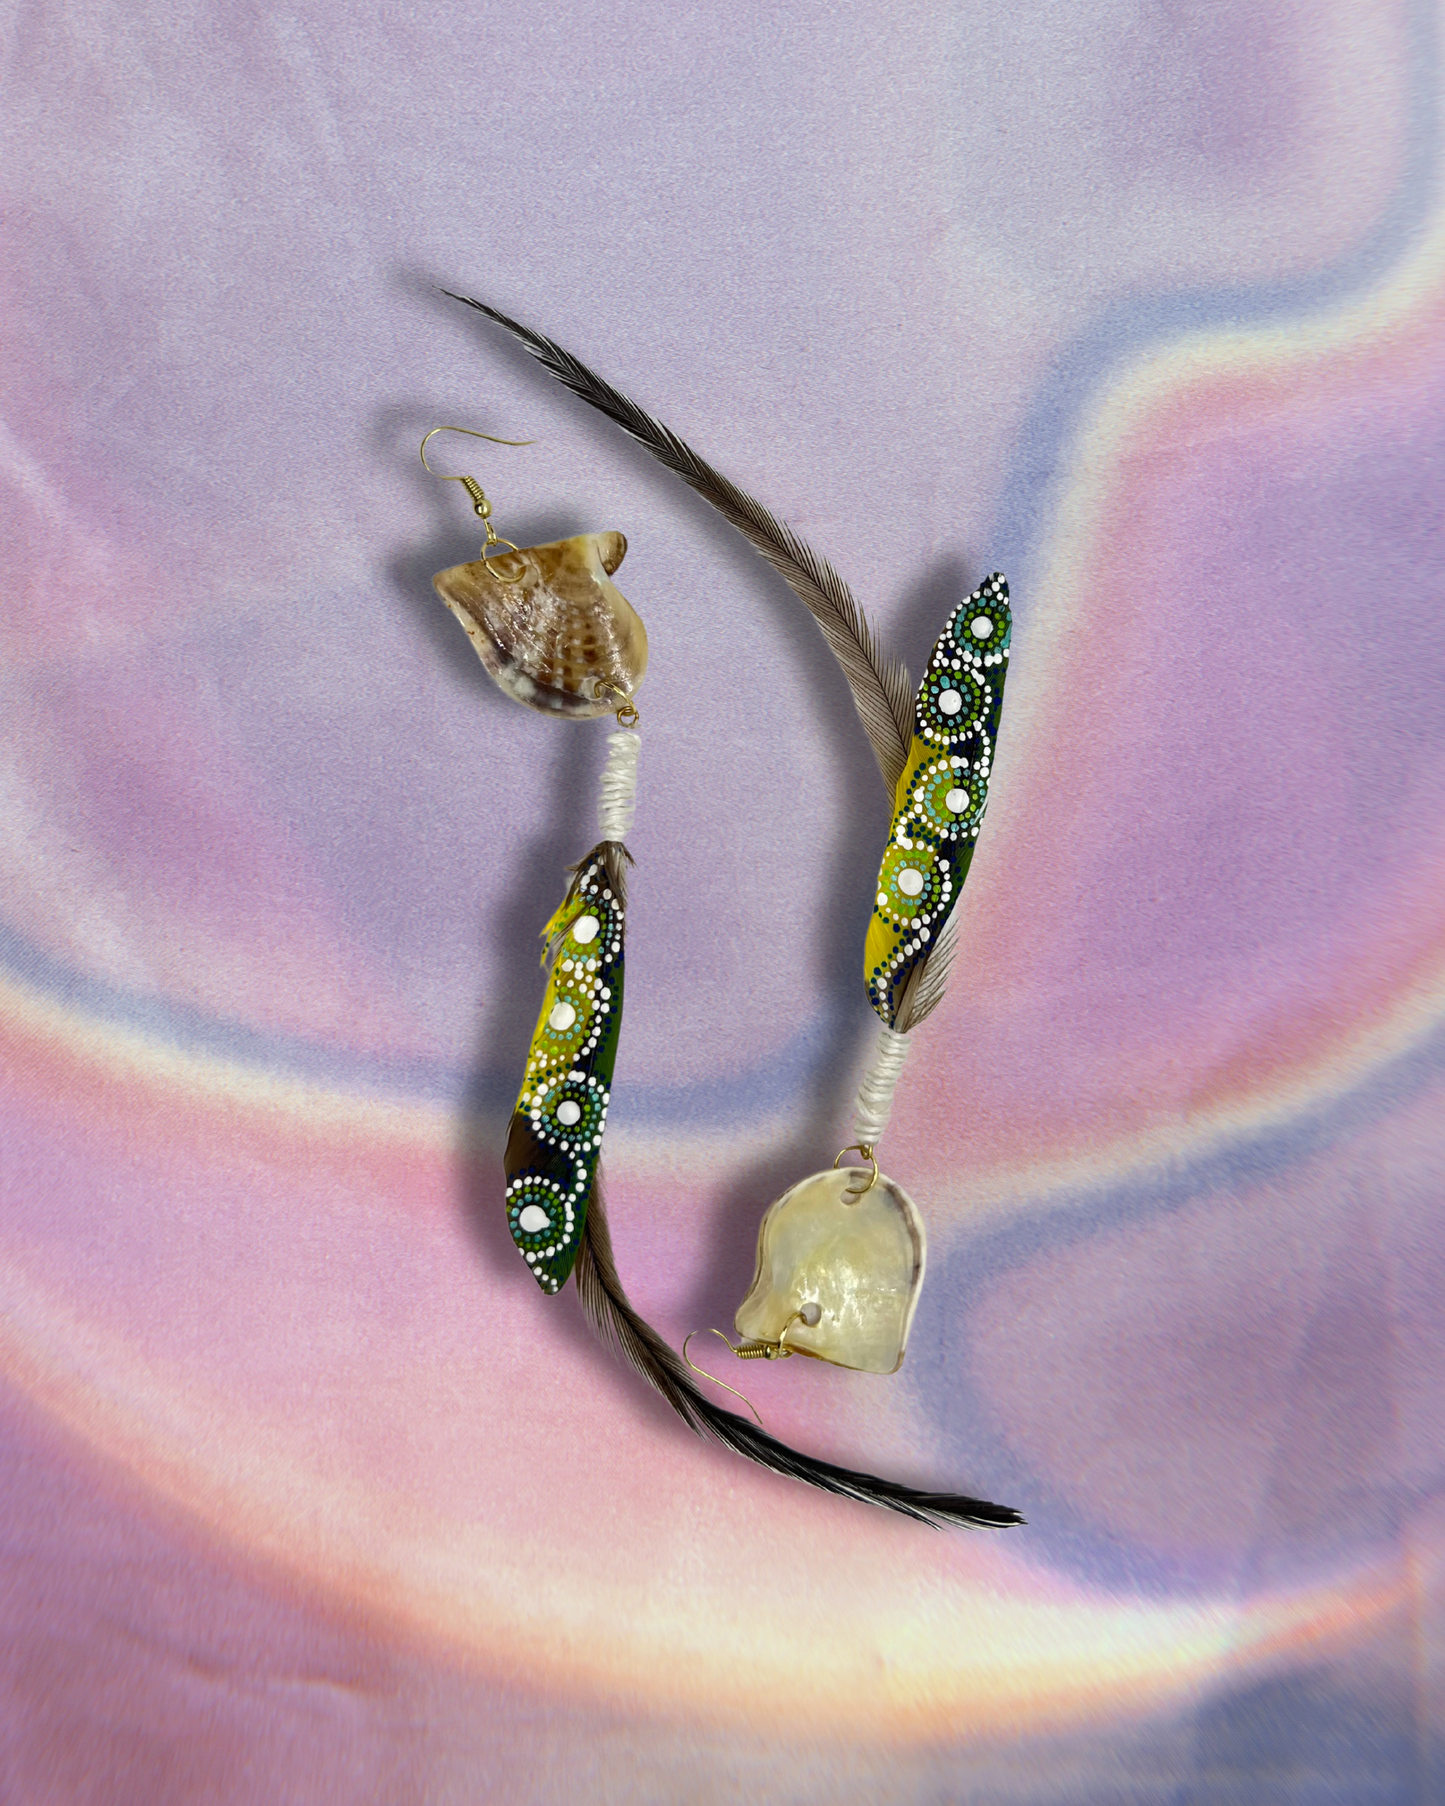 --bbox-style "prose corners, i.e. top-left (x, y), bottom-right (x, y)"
top-left (444, 293), bottom-right (915, 798)
top-left (574, 1179), bottom-right (1023, 1530)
